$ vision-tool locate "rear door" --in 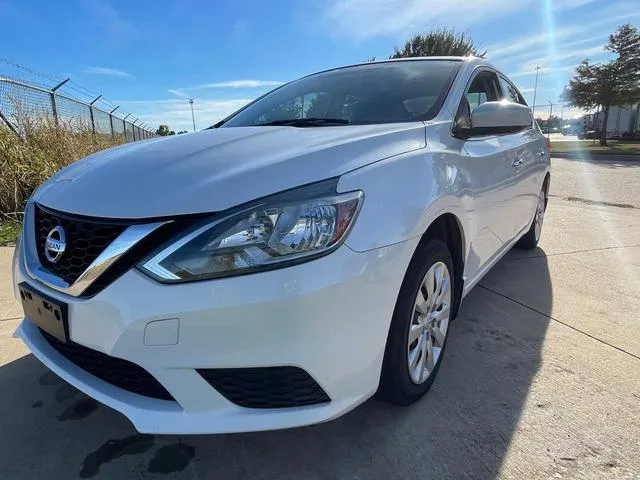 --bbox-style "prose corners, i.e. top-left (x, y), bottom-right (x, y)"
top-left (497, 74), bottom-right (548, 234)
